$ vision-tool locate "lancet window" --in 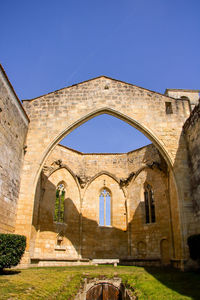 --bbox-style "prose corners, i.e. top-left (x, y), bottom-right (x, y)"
top-left (144, 183), bottom-right (156, 224)
top-left (54, 182), bottom-right (65, 223)
top-left (99, 189), bottom-right (111, 226)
